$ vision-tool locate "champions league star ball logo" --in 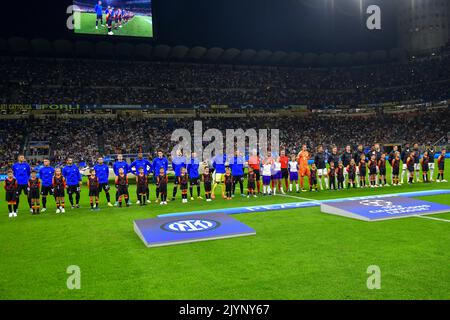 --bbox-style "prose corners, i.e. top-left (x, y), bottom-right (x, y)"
top-left (360, 200), bottom-right (394, 208)
top-left (161, 219), bottom-right (221, 233)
